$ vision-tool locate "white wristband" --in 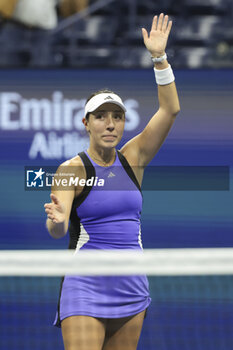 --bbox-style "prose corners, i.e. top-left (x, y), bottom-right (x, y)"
top-left (154, 64), bottom-right (175, 85)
